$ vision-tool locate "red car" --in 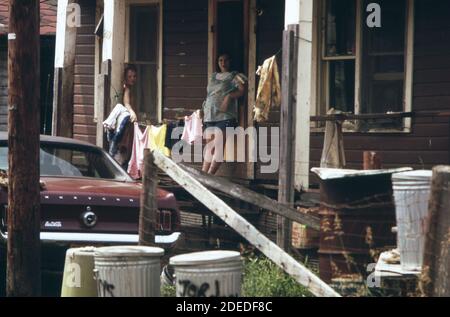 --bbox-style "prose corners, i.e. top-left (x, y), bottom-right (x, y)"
top-left (0, 132), bottom-right (181, 247)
